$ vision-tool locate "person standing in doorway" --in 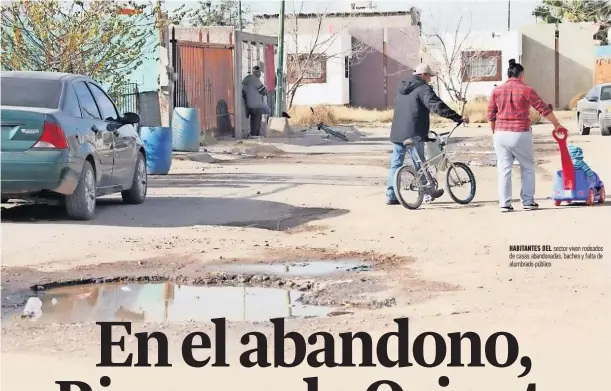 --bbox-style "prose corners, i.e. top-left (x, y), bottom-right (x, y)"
top-left (242, 65), bottom-right (271, 138)
top-left (386, 63), bottom-right (469, 205)
top-left (488, 58), bottom-right (564, 212)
